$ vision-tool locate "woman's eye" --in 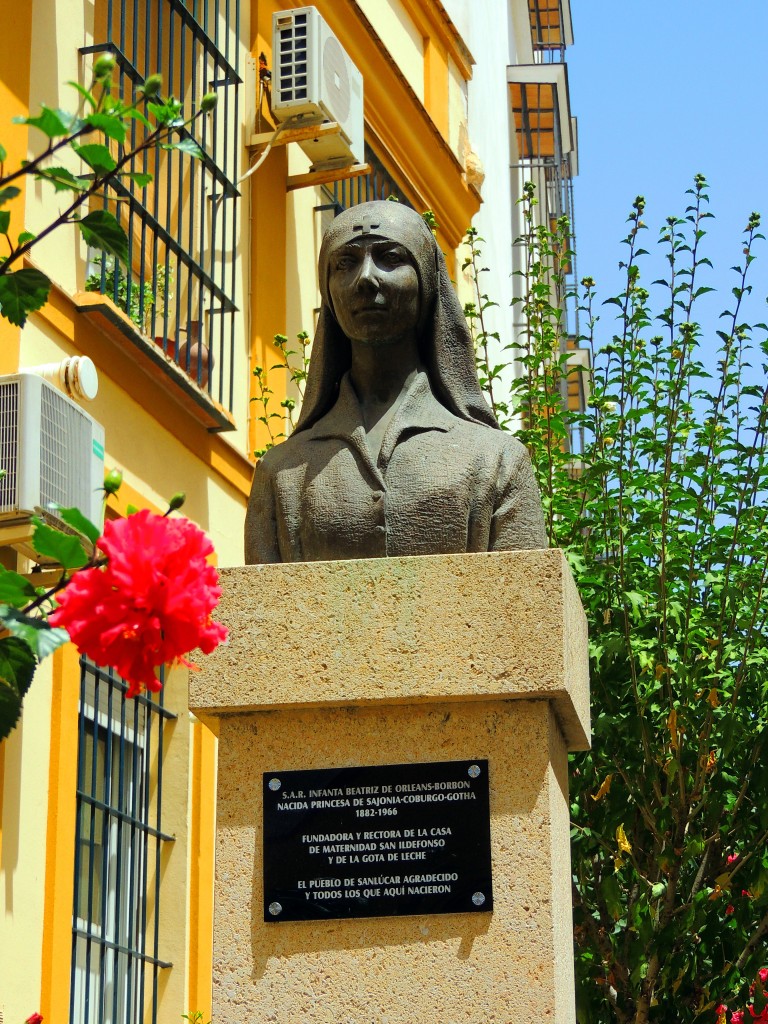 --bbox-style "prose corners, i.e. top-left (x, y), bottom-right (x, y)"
top-left (381, 251), bottom-right (403, 266)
